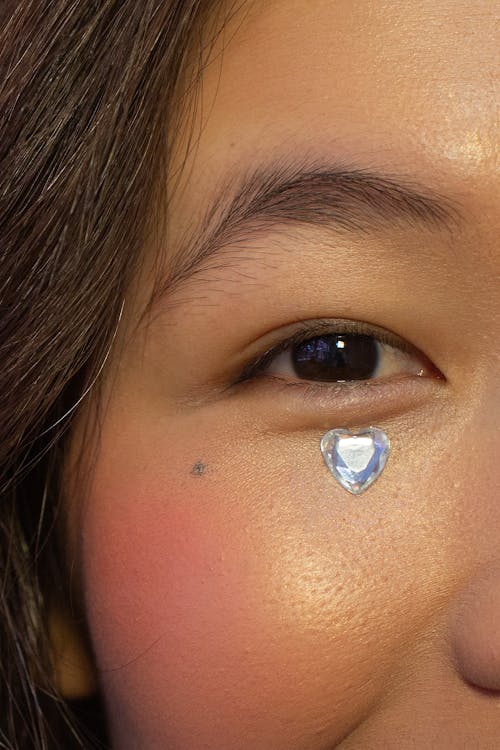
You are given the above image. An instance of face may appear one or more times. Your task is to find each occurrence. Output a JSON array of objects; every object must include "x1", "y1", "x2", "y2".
[{"x1": 65, "y1": 1, "x2": 500, "y2": 747}]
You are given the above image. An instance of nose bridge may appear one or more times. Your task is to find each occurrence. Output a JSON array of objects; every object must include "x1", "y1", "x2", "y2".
[
  {"x1": 466, "y1": 371, "x2": 500, "y2": 456},
  {"x1": 453, "y1": 294, "x2": 500, "y2": 462},
  {"x1": 469, "y1": 377, "x2": 500, "y2": 440},
  {"x1": 452, "y1": 379, "x2": 500, "y2": 526}
]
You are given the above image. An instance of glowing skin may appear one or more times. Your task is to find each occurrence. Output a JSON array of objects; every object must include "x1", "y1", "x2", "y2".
[{"x1": 65, "y1": 1, "x2": 500, "y2": 747}]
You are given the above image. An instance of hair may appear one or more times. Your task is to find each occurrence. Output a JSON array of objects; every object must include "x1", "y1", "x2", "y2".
[{"x1": 0, "y1": 1, "x2": 239, "y2": 746}]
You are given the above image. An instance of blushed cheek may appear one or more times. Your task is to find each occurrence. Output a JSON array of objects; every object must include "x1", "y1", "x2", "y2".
[
  {"x1": 81, "y1": 477, "x2": 304, "y2": 747},
  {"x1": 82, "y1": 479, "x2": 253, "y2": 675},
  {"x1": 80, "y1": 467, "x2": 384, "y2": 749}
]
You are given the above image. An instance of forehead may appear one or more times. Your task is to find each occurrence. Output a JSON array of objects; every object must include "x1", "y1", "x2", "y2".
[
  {"x1": 167, "y1": 0, "x2": 498, "y2": 255},
  {"x1": 196, "y1": 0, "x2": 497, "y2": 155}
]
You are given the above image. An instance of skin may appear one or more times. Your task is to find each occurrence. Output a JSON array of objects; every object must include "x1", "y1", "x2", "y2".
[{"x1": 62, "y1": 1, "x2": 500, "y2": 747}]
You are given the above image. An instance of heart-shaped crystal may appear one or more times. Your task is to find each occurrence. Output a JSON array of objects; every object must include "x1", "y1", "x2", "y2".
[{"x1": 320, "y1": 427, "x2": 390, "y2": 495}]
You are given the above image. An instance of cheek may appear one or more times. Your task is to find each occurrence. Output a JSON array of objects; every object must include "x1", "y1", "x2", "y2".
[
  {"x1": 78, "y1": 421, "x2": 455, "y2": 749},
  {"x1": 81, "y1": 474, "x2": 364, "y2": 747},
  {"x1": 84, "y1": 474, "x2": 351, "y2": 748}
]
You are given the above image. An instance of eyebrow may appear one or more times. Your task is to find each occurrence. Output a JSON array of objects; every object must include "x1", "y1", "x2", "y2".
[{"x1": 152, "y1": 159, "x2": 464, "y2": 303}]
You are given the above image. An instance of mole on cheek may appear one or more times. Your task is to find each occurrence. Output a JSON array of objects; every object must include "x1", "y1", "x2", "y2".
[{"x1": 191, "y1": 460, "x2": 207, "y2": 477}]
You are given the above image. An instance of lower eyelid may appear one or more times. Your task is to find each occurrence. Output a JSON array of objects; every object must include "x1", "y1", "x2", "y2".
[
  {"x1": 254, "y1": 370, "x2": 428, "y2": 394},
  {"x1": 226, "y1": 371, "x2": 446, "y2": 429}
]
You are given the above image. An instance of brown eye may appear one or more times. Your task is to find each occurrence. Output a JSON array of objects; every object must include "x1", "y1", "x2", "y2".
[
  {"x1": 292, "y1": 334, "x2": 378, "y2": 382},
  {"x1": 259, "y1": 327, "x2": 429, "y2": 384}
]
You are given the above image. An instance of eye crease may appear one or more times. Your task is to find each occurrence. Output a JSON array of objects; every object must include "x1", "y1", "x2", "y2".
[{"x1": 235, "y1": 320, "x2": 438, "y2": 387}]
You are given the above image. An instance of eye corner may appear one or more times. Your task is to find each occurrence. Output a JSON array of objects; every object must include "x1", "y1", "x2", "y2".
[{"x1": 417, "y1": 354, "x2": 447, "y2": 382}]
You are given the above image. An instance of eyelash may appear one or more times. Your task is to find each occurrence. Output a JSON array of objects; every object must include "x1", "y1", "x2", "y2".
[{"x1": 233, "y1": 319, "x2": 423, "y2": 387}]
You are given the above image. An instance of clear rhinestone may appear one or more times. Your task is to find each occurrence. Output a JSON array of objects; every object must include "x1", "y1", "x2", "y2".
[{"x1": 320, "y1": 427, "x2": 390, "y2": 495}]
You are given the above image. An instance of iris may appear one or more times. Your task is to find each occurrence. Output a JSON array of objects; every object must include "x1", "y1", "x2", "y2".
[{"x1": 292, "y1": 334, "x2": 379, "y2": 381}]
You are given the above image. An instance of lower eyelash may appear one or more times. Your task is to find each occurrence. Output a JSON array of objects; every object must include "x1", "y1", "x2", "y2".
[
  {"x1": 235, "y1": 370, "x2": 419, "y2": 398},
  {"x1": 276, "y1": 369, "x2": 414, "y2": 387}
]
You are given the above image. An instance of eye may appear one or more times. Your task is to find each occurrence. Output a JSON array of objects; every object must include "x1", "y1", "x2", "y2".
[
  {"x1": 235, "y1": 320, "x2": 438, "y2": 386},
  {"x1": 270, "y1": 332, "x2": 423, "y2": 382}
]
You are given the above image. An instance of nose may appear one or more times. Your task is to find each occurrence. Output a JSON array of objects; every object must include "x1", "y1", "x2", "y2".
[
  {"x1": 448, "y1": 561, "x2": 500, "y2": 691},
  {"x1": 445, "y1": 374, "x2": 500, "y2": 692}
]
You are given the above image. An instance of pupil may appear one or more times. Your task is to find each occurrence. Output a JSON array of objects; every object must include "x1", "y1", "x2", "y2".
[{"x1": 292, "y1": 334, "x2": 378, "y2": 381}]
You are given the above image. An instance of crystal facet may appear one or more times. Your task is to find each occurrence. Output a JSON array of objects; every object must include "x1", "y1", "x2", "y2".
[{"x1": 320, "y1": 427, "x2": 390, "y2": 495}]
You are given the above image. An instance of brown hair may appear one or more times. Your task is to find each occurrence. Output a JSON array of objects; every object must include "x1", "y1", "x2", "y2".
[{"x1": 0, "y1": 1, "x2": 235, "y2": 746}]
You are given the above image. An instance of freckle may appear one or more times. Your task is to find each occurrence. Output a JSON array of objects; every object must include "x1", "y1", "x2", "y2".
[{"x1": 191, "y1": 461, "x2": 206, "y2": 477}]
